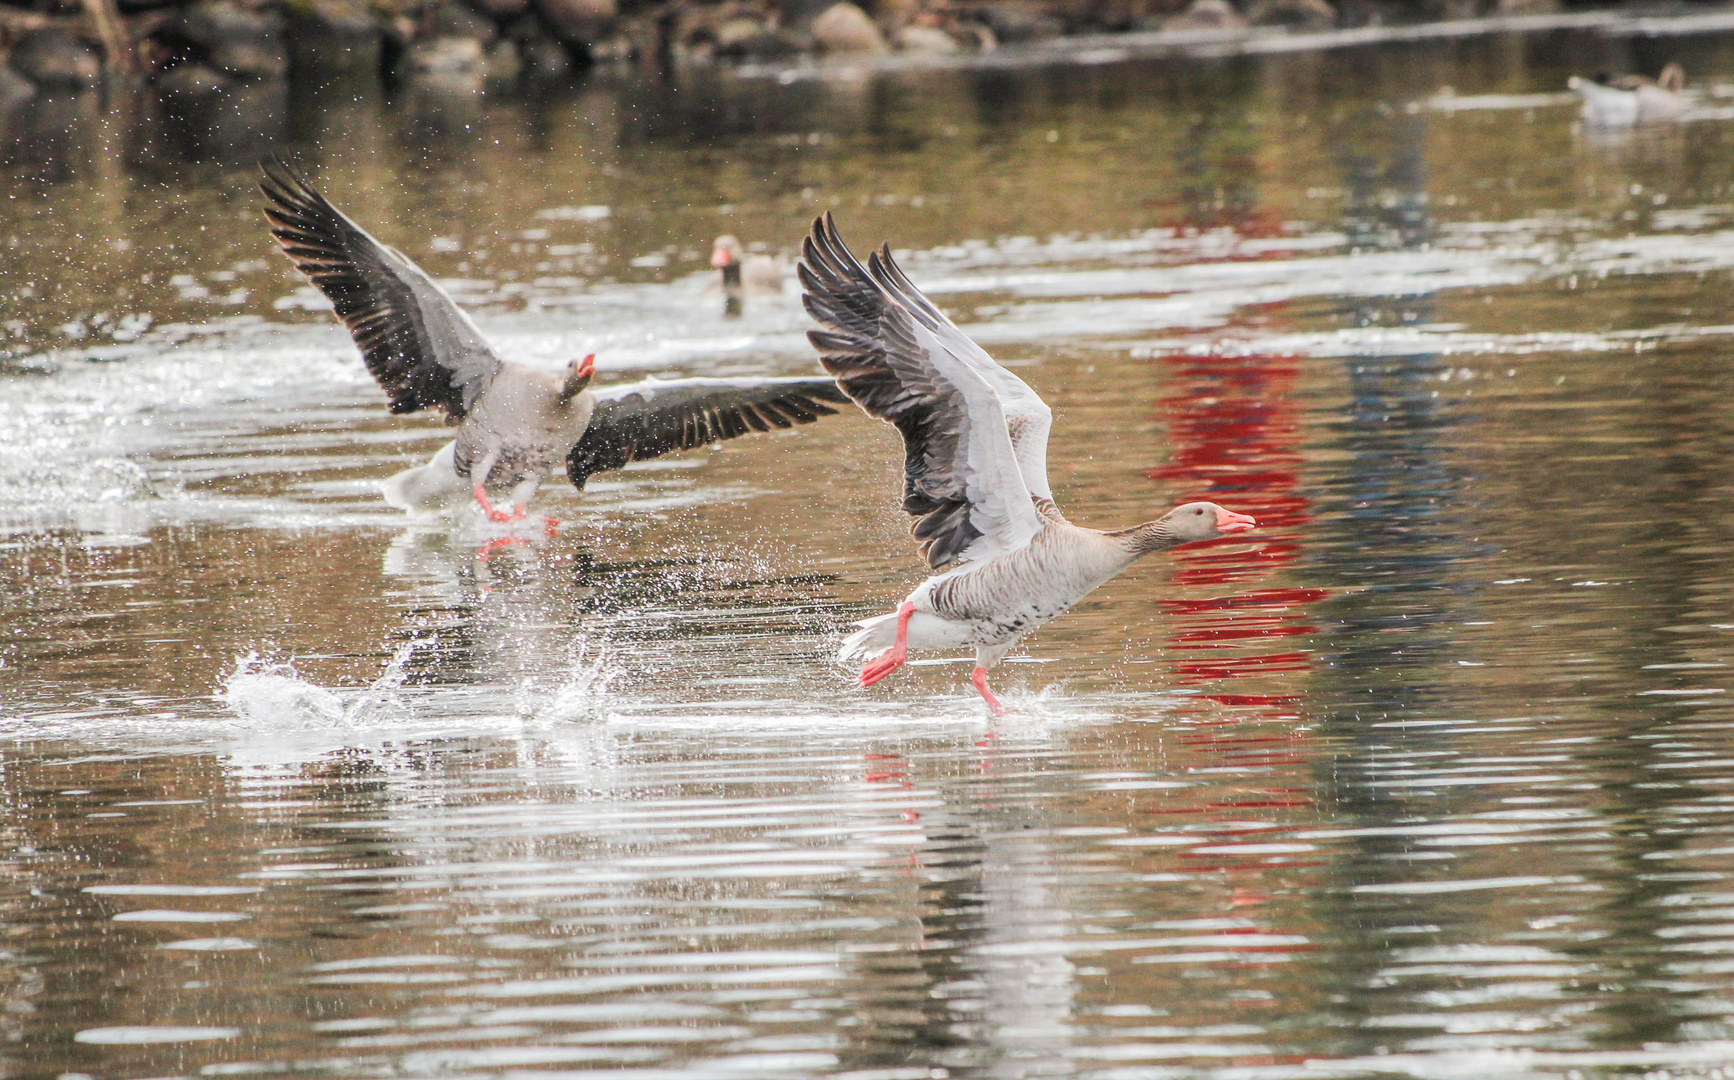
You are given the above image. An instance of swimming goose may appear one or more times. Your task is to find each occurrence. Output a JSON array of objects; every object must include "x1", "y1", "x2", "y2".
[
  {"x1": 799, "y1": 214, "x2": 1257, "y2": 712},
  {"x1": 712, "y1": 234, "x2": 785, "y2": 316},
  {"x1": 261, "y1": 158, "x2": 848, "y2": 521},
  {"x1": 1568, "y1": 63, "x2": 1685, "y2": 126}
]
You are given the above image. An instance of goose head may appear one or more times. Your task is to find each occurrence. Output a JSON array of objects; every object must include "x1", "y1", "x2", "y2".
[
  {"x1": 711, "y1": 235, "x2": 743, "y2": 270},
  {"x1": 1158, "y1": 501, "x2": 1257, "y2": 544},
  {"x1": 561, "y1": 353, "x2": 596, "y2": 401}
]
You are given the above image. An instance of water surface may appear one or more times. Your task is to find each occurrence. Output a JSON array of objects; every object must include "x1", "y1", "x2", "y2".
[{"x1": 5, "y1": 25, "x2": 1734, "y2": 1079}]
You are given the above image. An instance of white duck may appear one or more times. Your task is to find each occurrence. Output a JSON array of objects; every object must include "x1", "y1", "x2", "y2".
[
  {"x1": 262, "y1": 158, "x2": 848, "y2": 523},
  {"x1": 1568, "y1": 63, "x2": 1685, "y2": 127},
  {"x1": 799, "y1": 214, "x2": 1257, "y2": 713}
]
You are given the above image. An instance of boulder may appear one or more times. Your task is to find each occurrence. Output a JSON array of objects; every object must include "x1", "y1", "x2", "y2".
[
  {"x1": 158, "y1": 3, "x2": 289, "y2": 80},
  {"x1": 154, "y1": 60, "x2": 232, "y2": 95},
  {"x1": 1245, "y1": 0, "x2": 1335, "y2": 27},
  {"x1": 0, "y1": 64, "x2": 35, "y2": 108},
  {"x1": 894, "y1": 23, "x2": 958, "y2": 51},
  {"x1": 403, "y1": 35, "x2": 485, "y2": 77},
  {"x1": 1164, "y1": 0, "x2": 1247, "y2": 29},
  {"x1": 484, "y1": 37, "x2": 522, "y2": 83},
  {"x1": 285, "y1": 0, "x2": 382, "y2": 74},
  {"x1": 811, "y1": 2, "x2": 885, "y2": 51},
  {"x1": 8, "y1": 29, "x2": 102, "y2": 91},
  {"x1": 467, "y1": 0, "x2": 531, "y2": 20},
  {"x1": 968, "y1": 1, "x2": 1061, "y2": 42},
  {"x1": 423, "y1": 0, "x2": 498, "y2": 42},
  {"x1": 518, "y1": 34, "x2": 574, "y2": 79},
  {"x1": 535, "y1": 0, "x2": 617, "y2": 46}
]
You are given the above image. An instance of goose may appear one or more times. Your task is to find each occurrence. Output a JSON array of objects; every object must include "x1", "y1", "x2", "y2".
[
  {"x1": 1568, "y1": 63, "x2": 1685, "y2": 126},
  {"x1": 711, "y1": 234, "x2": 785, "y2": 316},
  {"x1": 799, "y1": 214, "x2": 1257, "y2": 713},
  {"x1": 261, "y1": 157, "x2": 849, "y2": 523}
]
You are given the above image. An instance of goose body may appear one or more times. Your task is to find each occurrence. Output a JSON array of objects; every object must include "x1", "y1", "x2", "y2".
[
  {"x1": 261, "y1": 158, "x2": 848, "y2": 522},
  {"x1": 1569, "y1": 64, "x2": 1685, "y2": 126},
  {"x1": 800, "y1": 214, "x2": 1256, "y2": 711}
]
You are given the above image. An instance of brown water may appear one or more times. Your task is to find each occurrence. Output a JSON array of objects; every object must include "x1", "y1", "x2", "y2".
[{"x1": 6, "y1": 24, "x2": 1734, "y2": 1079}]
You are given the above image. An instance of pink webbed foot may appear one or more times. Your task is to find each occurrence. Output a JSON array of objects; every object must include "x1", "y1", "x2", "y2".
[
  {"x1": 971, "y1": 666, "x2": 1006, "y2": 717},
  {"x1": 858, "y1": 601, "x2": 917, "y2": 688},
  {"x1": 473, "y1": 484, "x2": 518, "y2": 523}
]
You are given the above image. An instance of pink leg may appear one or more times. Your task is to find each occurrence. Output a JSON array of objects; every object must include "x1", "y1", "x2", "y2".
[
  {"x1": 473, "y1": 484, "x2": 518, "y2": 523},
  {"x1": 859, "y1": 602, "x2": 917, "y2": 687},
  {"x1": 971, "y1": 666, "x2": 1006, "y2": 716}
]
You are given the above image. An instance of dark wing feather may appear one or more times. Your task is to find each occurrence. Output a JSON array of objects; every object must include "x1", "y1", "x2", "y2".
[
  {"x1": 260, "y1": 155, "x2": 501, "y2": 419},
  {"x1": 565, "y1": 376, "x2": 849, "y2": 490},
  {"x1": 800, "y1": 212, "x2": 1042, "y2": 570}
]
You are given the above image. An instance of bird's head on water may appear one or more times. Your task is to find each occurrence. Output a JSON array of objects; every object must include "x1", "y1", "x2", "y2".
[
  {"x1": 561, "y1": 354, "x2": 596, "y2": 400},
  {"x1": 711, "y1": 235, "x2": 742, "y2": 269},
  {"x1": 1162, "y1": 501, "x2": 1258, "y2": 544}
]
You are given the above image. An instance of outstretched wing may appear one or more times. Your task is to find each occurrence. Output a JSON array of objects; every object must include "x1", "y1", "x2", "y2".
[
  {"x1": 260, "y1": 156, "x2": 501, "y2": 420},
  {"x1": 800, "y1": 212, "x2": 1045, "y2": 570},
  {"x1": 566, "y1": 376, "x2": 849, "y2": 489},
  {"x1": 867, "y1": 239, "x2": 1053, "y2": 501}
]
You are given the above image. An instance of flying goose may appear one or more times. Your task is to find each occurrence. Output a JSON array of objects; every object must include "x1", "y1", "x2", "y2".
[
  {"x1": 800, "y1": 214, "x2": 1256, "y2": 713},
  {"x1": 261, "y1": 158, "x2": 848, "y2": 522},
  {"x1": 1568, "y1": 63, "x2": 1686, "y2": 127}
]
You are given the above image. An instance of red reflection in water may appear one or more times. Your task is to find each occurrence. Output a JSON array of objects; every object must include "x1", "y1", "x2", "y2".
[{"x1": 1147, "y1": 352, "x2": 1319, "y2": 686}]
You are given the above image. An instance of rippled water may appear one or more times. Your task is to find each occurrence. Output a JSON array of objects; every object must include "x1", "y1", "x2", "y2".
[{"x1": 7, "y1": 22, "x2": 1734, "y2": 1079}]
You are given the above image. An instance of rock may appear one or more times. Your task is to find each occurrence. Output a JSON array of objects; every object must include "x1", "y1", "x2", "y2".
[
  {"x1": 285, "y1": 0, "x2": 382, "y2": 74},
  {"x1": 467, "y1": 0, "x2": 530, "y2": 20},
  {"x1": 811, "y1": 2, "x2": 885, "y2": 52},
  {"x1": 715, "y1": 25, "x2": 804, "y2": 59},
  {"x1": 894, "y1": 23, "x2": 958, "y2": 52},
  {"x1": 423, "y1": 0, "x2": 498, "y2": 43},
  {"x1": 8, "y1": 29, "x2": 102, "y2": 91},
  {"x1": 154, "y1": 60, "x2": 232, "y2": 95},
  {"x1": 1245, "y1": 0, "x2": 1335, "y2": 27},
  {"x1": 1496, "y1": 0, "x2": 1559, "y2": 13},
  {"x1": 483, "y1": 37, "x2": 522, "y2": 83},
  {"x1": 518, "y1": 34, "x2": 574, "y2": 79},
  {"x1": 1164, "y1": 0, "x2": 1247, "y2": 29},
  {"x1": 535, "y1": 0, "x2": 617, "y2": 46},
  {"x1": 0, "y1": 64, "x2": 34, "y2": 109},
  {"x1": 403, "y1": 35, "x2": 485, "y2": 77},
  {"x1": 157, "y1": 3, "x2": 289, "y2": 80},
  {"x1": 970, "y1": 1, "x2": 1061, "y2": 42}
]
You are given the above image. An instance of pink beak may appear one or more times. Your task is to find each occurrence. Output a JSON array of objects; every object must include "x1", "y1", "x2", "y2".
[
  {"x1": 576, "y1": 353, "x2": 595, "y2": 378},
  {"x1": 1216, "y1": 508, "x2": 1257, "y2": 533},
  {"x1": 711, "y1": 247, "x2": 735, "y2": 269}
]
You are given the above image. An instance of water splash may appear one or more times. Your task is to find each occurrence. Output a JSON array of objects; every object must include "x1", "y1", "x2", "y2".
[
  {"x1": 219, "y1": 642, "x2": 423, "y2": 729},
  {"x1": 517, "y1": 643, "x2": 620, "y2": 727}
]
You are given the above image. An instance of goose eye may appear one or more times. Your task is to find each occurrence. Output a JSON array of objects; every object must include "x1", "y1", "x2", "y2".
[{"x1": 1195, "y1": 508, "x2": 1203, "y2": 515}]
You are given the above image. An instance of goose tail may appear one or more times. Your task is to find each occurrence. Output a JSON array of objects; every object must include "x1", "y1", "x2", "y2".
[
  {"x1": 382, "y1": 441, "x2": 466, "y2": 510},
  {"x1": 838, "y1": 611, "x2": 901, "y2": 663}
]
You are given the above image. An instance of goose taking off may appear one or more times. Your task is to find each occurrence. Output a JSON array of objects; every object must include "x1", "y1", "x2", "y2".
[
  {"x1": 800, "y1": 214, "x2": 1256, "y2": 713},
  {"x1": 1568, "y1": 63, "x2": 1685, "y2": 126},
  {"x1": 261, "y1": 158, "x2": 848, "y2": 522}
]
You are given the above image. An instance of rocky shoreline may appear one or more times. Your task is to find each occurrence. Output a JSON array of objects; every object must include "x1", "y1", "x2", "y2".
[{"x1": 0, "y1": 0, "x2": 1706, "y2": 109}]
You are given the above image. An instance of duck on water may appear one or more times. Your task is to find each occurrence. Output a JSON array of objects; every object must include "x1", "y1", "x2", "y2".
[
  {"x1": 1568, "y1": 63, "x2": 1686, "y2": 126},
  {"x1": 800, "y1": 214, "x2": 1256, "y2": 714},
  {"x1": 260, "y1": 157, "x2": 849, "y2": 525}
]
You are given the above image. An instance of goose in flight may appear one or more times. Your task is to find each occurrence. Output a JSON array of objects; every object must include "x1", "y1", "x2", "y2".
[
  {"x1": 261, "y1": 157, "x2": 848, "y2": 522},
  {"x1": 800, "y1": 214, "x2": 1256, "y2": 713}
]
